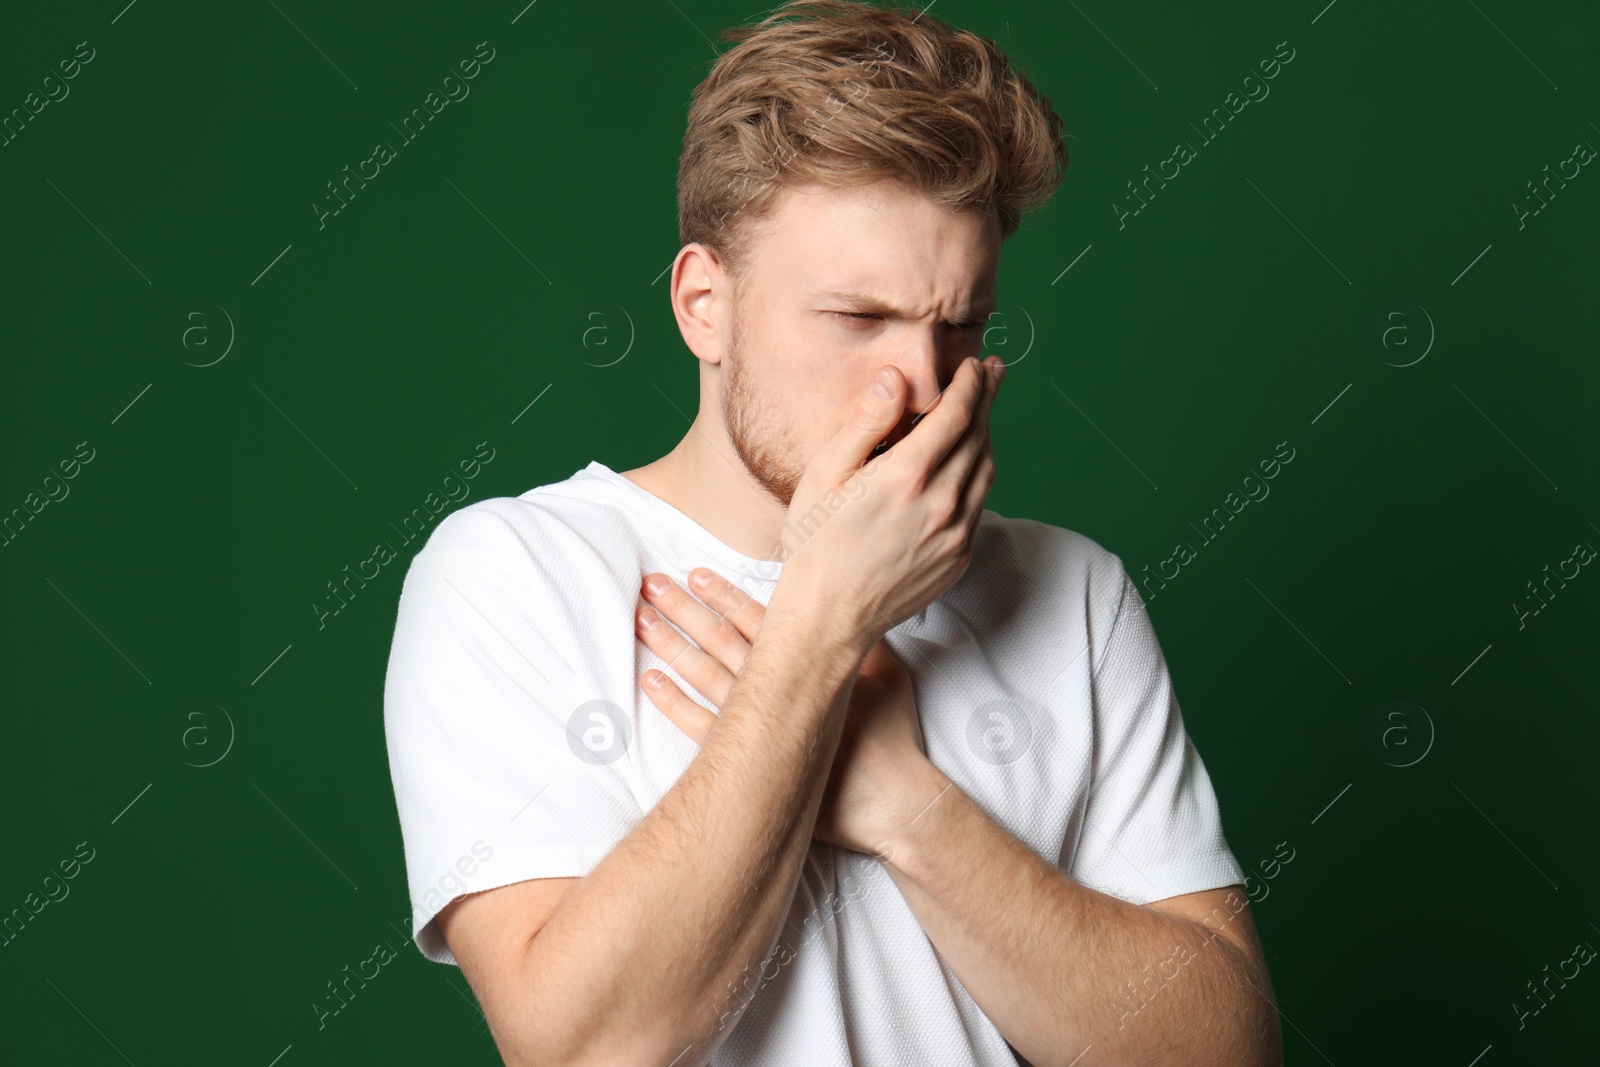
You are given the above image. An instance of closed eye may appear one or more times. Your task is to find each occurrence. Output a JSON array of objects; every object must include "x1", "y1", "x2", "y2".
[{"x1": 828, "y1": 311, "x2": 986, "y2": 329}]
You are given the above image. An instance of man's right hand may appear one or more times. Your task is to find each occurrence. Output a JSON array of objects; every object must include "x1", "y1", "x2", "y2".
[{"x1": 771, "y1": 353, "x2": 1006, "y2": 651}]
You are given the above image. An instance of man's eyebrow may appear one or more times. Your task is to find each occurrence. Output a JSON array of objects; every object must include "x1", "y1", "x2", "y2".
[{"x1": 808, "y1": 288, "x2": 996, "y2": 319}]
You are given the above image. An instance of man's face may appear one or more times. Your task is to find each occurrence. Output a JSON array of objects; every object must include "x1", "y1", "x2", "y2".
[{"x1": 719, "y1": 179, "x2": 1001, "y2": 508}]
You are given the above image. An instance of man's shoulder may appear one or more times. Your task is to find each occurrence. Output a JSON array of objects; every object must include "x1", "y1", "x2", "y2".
[
  {"x1": 952, "y1": 509, "x2": 1135, "y2": 673},
  {"x1": 403, "y1": 464, "x2": 640, "y2": 583},
  {"x1": 973, "y1": 508, "x2": 1128, "y2": 606}
]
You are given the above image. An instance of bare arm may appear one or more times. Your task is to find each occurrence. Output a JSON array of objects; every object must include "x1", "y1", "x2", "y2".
[
  {"x1": 506, "y1": 595, "x2": 870, "y2": 1066},
  {"x1": 878, "y1": 763, "x2": 1281, "y2": 1066}
]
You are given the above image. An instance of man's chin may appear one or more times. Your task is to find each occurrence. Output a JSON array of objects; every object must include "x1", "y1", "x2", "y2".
[{"x1": 742, "y1": 457, "x2": 800, "y2": 510}]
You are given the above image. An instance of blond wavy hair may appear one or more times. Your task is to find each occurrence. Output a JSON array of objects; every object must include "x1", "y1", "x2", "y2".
[{"x1": 677, "y1": 0, "x2": 1068, "y2": 278}]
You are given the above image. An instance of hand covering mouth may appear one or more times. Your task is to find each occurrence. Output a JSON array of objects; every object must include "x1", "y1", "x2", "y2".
[{"x1": 870, "y1": 407, "x2": 931, "y2": 457}]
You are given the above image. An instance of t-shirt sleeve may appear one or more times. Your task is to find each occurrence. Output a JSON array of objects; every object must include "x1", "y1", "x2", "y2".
[
  {"x1": 1066, "y1": 564, "x2": 1246, "y2": 905},
  {"x1": 382, "y1": 507, "x2": 644, "y2": 965}
]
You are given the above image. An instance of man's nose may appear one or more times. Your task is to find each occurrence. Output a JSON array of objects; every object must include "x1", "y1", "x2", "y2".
[{"x1": 890, "y1": 335, "x2": 956, "y2": 430}]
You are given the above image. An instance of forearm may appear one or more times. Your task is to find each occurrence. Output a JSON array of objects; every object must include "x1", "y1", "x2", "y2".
[
  {"x1": 880, "y1": 763, "x2": 1280, "y2": 1067},
  {"x1": 518, "y1": 601, "x2": 870, "y2": 1067}
]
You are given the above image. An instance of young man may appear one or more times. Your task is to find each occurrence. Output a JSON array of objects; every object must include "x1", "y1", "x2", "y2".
[{"x1": 383, "y1": 2, "x2": 1281, "y2": 1064}]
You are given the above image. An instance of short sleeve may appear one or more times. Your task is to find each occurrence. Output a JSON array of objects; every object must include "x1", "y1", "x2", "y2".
[
  {"x1": 382, "y1": 507, "x2": 644, "y2": 965},
  {"x1": 1067, "y1": 566, "x2": 1246, "y2": 905}
]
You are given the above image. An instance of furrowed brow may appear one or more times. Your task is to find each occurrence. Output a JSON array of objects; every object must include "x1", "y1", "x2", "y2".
[{"x1": 809, "y1": 288, "x2": 995, "y2": 319}]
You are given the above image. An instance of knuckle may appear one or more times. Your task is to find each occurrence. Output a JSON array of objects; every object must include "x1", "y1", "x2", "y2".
[
  {"x1": 694, "y1": 660, "x2": 722, "y2": 691},
  {"x1": 946, "y1": 405, "x2": 973, "y2": 438},
  {"x1": 928, "y1": 487, "x2": 960, "y2": 524},
  {"x1": 708, "y1": 617, "x2": 740, "y2": 647},
  {"x1": 853, "y1": 398, "x2": 888, "y2": 431},
  {"x1": 727, "y1": 600, "x2": 761, "y2": 631},
  {"x1": 660, "y1": 633, "x2": 688, "y2": 660}
]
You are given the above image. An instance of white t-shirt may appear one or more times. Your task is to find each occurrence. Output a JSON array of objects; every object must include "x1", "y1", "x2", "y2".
[{"x1": 383, "y1": 460, "x2": 1245, "y2": 1066}]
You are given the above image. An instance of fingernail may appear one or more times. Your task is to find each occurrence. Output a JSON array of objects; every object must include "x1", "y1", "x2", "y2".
[
  {"x1": 644, "y1": 574, "x2": 669, "y2": 596},
  {"x1": 690, "y1": 569, "x2": 711, "y2": 588},
  {"x1": 637, "y1": 606, "x2": 660, "y2": 630},
  {"x1": 872, "y1": 369, "x2": 894, "y2": 400},
  {"x1": 644, "y1": 670, "x2": 664, "y2": 688}
]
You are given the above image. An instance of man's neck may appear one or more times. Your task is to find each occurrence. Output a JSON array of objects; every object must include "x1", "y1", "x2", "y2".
[{"x1": 620, "y1": 417, "x2": 790, "y2": 562}]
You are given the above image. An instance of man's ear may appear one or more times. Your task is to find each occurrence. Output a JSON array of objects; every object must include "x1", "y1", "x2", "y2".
[{"x1": 670, "y1": 243, "x2": 730, "y2": 366}]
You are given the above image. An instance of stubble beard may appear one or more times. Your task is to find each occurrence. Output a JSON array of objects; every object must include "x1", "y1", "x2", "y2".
[{"x1": 722, "y1": 305, "x2": 805, "y2": 509}]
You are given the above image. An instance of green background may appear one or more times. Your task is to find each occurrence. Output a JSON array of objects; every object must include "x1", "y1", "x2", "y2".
[{"x1": 3, "y1": 0, "x2": 1596, "y2": 1063}]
